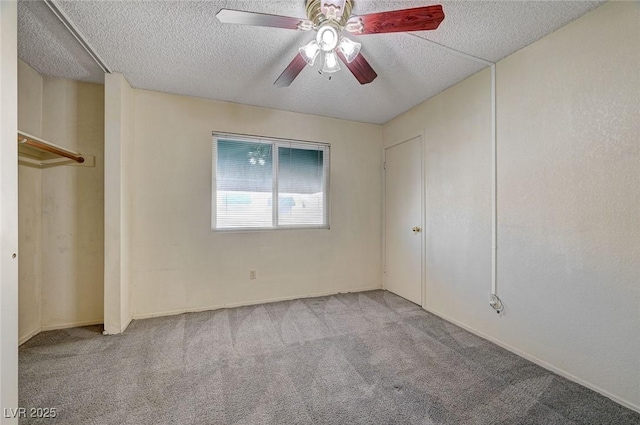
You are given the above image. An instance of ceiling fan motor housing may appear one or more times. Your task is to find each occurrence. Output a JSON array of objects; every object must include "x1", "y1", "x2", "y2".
[{"x1": 306, "y1": 0, "x2": 353, "y2": 28}]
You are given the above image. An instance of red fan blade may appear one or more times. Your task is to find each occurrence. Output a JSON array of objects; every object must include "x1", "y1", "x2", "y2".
[
  {"x1": 216, "y1": 9, "x2": 312, "y2": 31},
  {"x1": 337, "y1": 52, "x2": 377, "y2": 85},
  {"x1": 346, "y1": 5, "x2": 444, "y2": 35},
  {"x1": 274, "y1": 54, "x2": 308, "y2": 87},
  {"x1": 321, "y1": 0, "x2": 346, "y2": 19}
]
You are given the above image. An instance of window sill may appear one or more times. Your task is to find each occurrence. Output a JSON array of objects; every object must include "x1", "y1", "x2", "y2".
[{"x1": 211, "y1": 225, "x2": 330, "y2": 233}]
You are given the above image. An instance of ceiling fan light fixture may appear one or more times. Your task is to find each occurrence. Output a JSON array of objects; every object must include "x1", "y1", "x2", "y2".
[
  {"x1": 322, "y1": 51, "x2": 341, "y2": 73},
  {"x1": 338, "y1": 36, "x2": 361, "y2": 63},
  {"x1": 299, "y1": 40, "x2": 320, "y2": 65},
  {"x1": 316, "y1": 24, "x2": 339, "y2": 52}
]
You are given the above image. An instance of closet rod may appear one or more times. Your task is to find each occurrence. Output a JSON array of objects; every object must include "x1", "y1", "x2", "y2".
[{"x1": 17, "y1": 131, "x2": 84, "y2": 164}]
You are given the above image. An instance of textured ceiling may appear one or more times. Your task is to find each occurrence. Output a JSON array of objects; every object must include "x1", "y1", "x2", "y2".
[
  {"x1": 18, "y1": 0, "x2": 104, "y2": 84},
  {"x1": 18, "y1": 1, "x2": 603, "y2": 124}
]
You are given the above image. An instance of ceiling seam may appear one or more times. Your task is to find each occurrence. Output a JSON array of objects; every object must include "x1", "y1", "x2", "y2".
[
  {"x1": 407, "y1": 33, "x2": 494, "y2": 67},
  {"x1": 43, "y1": 0, "x2": 112, "y2": 74}
]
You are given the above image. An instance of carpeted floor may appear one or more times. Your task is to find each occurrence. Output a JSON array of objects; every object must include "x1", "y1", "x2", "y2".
[{"x1": 19, "y1": 290, "x2": 639, "y2": 425}]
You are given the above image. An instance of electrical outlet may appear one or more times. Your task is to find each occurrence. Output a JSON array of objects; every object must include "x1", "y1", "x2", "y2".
[{"x1": 249, "y1": 270, "x2": 257, "y2": 280}]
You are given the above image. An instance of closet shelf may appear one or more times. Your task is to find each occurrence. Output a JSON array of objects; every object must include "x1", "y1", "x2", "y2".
[{"x1": 17, "y1": 130, "x2": 94, "y2": 168}]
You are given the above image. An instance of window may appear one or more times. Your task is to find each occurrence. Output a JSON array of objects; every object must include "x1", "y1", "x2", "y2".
[{"x1": 212, "y1": 133, "x2": 330, "y2": 230}]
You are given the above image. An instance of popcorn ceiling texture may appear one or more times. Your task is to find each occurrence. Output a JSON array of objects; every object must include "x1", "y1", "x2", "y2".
[
  {"x1": 17, "y1": 0, "x2": 104, "y2": 84},
  {"x1": 18, "y1": 0, "x2": 603, "y2": 124}
]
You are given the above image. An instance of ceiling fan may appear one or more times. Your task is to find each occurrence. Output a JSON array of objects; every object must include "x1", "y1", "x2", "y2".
[{"x1": 216, "y1": 0, "x2": 445, "y2": 87}]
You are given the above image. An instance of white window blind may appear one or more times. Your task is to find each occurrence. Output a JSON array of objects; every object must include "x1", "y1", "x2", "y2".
[{"x1": 212, "y1": 133, "x2": 330, "y2": 230}]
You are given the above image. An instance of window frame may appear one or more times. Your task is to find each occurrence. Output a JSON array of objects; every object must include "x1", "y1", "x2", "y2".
[{"x1": 212, "y1": 132, "x2": 330, "y2": 232}]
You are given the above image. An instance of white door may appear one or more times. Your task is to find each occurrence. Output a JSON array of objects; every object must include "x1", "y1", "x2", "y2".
[{"x1": 385, "y1": 136, "x2": 423, "y2": 305}]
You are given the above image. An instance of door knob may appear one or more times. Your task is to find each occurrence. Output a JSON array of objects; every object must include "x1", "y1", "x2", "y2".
[{"x1": 412, "y1": 227, "x2": 422, "y2": 233}]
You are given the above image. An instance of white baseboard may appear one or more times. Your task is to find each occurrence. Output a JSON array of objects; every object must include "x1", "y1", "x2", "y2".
[
  {"x1": 40, "y1": 319, "x2": 103, "y2": 332},
  {"x1": 422, "y1": 306, "x2": 640, "y2": 414},
  {"x1": 19, "y1": 319, "x2": 104, "y2": 345},
  {"x1": 18, "y1": 326, "x2": 42, "y2": 346},
  {"x1": 132, "y1": 285, "x2": 382, "y2": 320},
  {"x1": 120, "y1": 316, "x2": 132, "y2": 333}
]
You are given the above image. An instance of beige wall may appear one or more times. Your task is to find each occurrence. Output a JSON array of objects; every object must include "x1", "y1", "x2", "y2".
[
  {"x1": 104, "y1": 73, "x2": 133, "y2": 334},
  {"x1": 120, "y1": 76, "x2": 133, "y2": 330},
  {"x1": 40, "y1": 76, "x2": 105, "y2": 329},
  {"x1": 17, "y1": 60, "x2": 104, "y2": 341},
  {"x1": 17, "y1": 60, "x2": 42, "y2": 343},
  {"x1": 129, "y1": 90, "x2": 382, "y2": 318},
  {"x1": 18, "y1": 166, "x2": 41, "y2": 343},
  {"x1": 383, "y1": 1, "x2": 639, "y2": 410}
]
